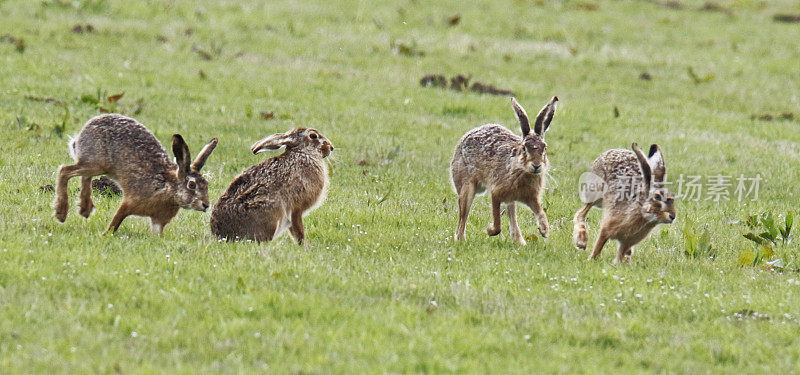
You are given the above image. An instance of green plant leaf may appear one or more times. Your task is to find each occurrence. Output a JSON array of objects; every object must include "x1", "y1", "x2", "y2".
[
  {"x1": 743, "y1": 232, "x2": 767, "y2": 245},
  {"x1": 760, "y1": 244, "x2": 775, "y2": 261},
  {"x1": 738, "y1": 249, "x2": 755, "y2": 267},
  {"x1": 780, "y1": 212, "x2": 793, "y2": 242},
  {"x1": 758, "y1": 231, "x2": 776, "y2": 244},
  {"x1": 761, "y1": 212, "x2": 779, "y2": 241},
  {"x1": 81, "y1": 94, "x2": 99, "y2": 105}
]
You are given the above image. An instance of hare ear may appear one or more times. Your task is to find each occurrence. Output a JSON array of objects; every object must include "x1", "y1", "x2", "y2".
[
  {"x1": 632, "y1": 143, "x2": 652, "y2": 193},
  {"x1": 172, "y1": 134, "x2": 191, "y2": 177},
  {"x1": 533, "y1": 96, "x2": 558, "y2": 136},
  {"x1": 251, "y1": 133, "x2": 292, "y2": 154},
  {"x1": 647, "y1": 144, "x2": 665, "y2": 185},
  {"x1": 511, "y1": 97, "x2": 531, "y2": 136},
  {"x1": 191, "y1": 138, "x2": 218, "y2": 171}
]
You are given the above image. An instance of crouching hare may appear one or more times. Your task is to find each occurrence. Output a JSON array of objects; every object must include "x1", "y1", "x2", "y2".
[
  {"x1": 210, "y1": 128, "x2": 333, "y2": 245},
  {"x1": 53, "y1": 114, "x2": 218, "y2": 235},
  {"x1": 450, "y1": 96, "x2": 558, "y2": 245},
  {"x1": 573, "y1": 143, "x2": 676, "y2": 263}
]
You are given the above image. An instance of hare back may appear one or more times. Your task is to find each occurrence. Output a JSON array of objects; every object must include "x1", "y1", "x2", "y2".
[
  {"x1": 593, "y1": 149, "x2": 643, "y2": 184},
  {"x1": 214, "y1": 152, "x2": 328, "y2": 220},
  {"x1": 452, "y1": 124, "x2": 521, "y2": 178},
  {"x1": 593, "y1": 149, "x2": 648, "y2": 210},
  {"x1": 71, "y1": 114, "x2": 173, "y2": 174}
]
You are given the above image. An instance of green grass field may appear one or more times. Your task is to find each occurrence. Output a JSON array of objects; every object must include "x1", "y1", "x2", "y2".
[{"x1": 2, "y1": 0, "x2": 800, "y2": 372}]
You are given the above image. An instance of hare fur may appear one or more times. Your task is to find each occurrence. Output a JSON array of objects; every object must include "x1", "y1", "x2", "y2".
[
  {"x1": 53, "y1": 114, "x2": 218, "y2": 235},
  {"x1": 450, "y1": 96, "x2": 558, "y2": 245},
  {"x1": 573, "y1": 143, "x2": 676, "y2": 263},
  {"x1": 210, "y1": 127, "x2": 333, "y2": 245}
]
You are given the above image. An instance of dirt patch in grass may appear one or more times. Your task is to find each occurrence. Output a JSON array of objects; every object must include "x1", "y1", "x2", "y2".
[
  {"x1": 444, "y1": 14, "x2": 461, "y2": 26},
  {"x1": 698, "y1": 1, "x2": 733, "y2": 16},
  {"x1": 773, "y1": 14, "x2": 800, "y2": 23},
  {"x1": 420, "y1": 74, "x2": 447, "y2": 88},
  {"x1": 751, "y1": 112, "x2": 795, "y2": 122},
  {"x1": 92, "y1": 176, "x2": 121, "y2": 197},
  {"x1": 420, "y1": 74, "x2": 515, "y2": 96},
  {"x1": 1, "y1": 34, "x2": 25, "y2": 52},
  {"x1": 657, "y1": 1, "x2": 684, "y2": 9},
  {"x1": 71, "y1": 24, "x2": 95, "y2": 33}
]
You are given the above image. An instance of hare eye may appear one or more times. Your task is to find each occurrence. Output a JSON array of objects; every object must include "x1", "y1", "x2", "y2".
[
  {"x1": 187, "y1": 180, "x2": 197, "y2": 190},
  {"x1": 654, "y1": 193, "x2": 663, "y2": 201},
  {"x1": 309, "y1": 133, "x2": 318, "y2": 140}
]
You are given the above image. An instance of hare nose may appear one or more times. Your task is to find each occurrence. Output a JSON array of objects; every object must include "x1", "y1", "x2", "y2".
[
  {"x1": 202, "y1": 203, "x2": 209, "y2": 211},
  {"x1": 532, "y1": 165, "x2": 541, "y2": 174},
  {"x1": 668, "y1": 214, "x2": 676, "y2": 222}
]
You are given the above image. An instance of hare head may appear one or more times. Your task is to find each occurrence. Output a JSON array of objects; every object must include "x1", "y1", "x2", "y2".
[
  {"x1": 632, "y1": 143, "x2": 675, "y2": 224},
  {"x1": 512, "y1": 96, "x2": 558, "y2": 174},
  {"x1": 251, "y1": 128, "x2": 334, "y2": 158},
  {"x1": 173, "y1": 134, "x2": 218, "y2": 212}
]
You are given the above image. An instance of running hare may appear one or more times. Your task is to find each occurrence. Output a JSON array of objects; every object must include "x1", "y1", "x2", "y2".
[
  {"x1": 573, "y1": 143, "x2": 675, "y2": 263},
  {"x1": 53, "y1": 114, "x2": 218, "y2": 235},
  {"x1": 450, "y1": 96, "x2": 558, "y2": 245},
  {"x1": 210, "y1": 128, "x2": 333, "y2": 245}
]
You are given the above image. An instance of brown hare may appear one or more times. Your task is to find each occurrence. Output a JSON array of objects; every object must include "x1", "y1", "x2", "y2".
[
  {"x1": 53, "y1": 114, "x2": 218, "y2": 235},
  {"x1": 573, "y1": 143, "x2": 676, "y2": 263},
  {"x1": 450, "y1": 96, "x2": 558, "y2": 245},
  {"x1": 210, "y1": 128, "x2": 333, "y2": 245}
]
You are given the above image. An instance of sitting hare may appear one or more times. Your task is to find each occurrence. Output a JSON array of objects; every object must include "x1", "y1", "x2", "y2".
[
  {"x1": 573, "y1": 143, "x2": 676, "y2": 263},
  {"x1": 210, "y1": 128, "x2": 333, "y2": 245},
  {"x1": 450, "y1": 96, "x2": 558, "y2": 245},
  {"x1": 53, "y1": 114, "x2": 218, "y2": 235}
]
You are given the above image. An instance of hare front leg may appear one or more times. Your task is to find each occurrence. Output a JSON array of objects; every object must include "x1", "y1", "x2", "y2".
[
  {"x1": 78, "y1": 176, "x2": 95, "y2": 218},
  {"x1": 573, "y1": 202, "x2": 594, "y2": 249},
  {"x1": 151, "y1": 219, "x2": 165, "y2": 236},
  {"x1": 507, "y1": 202, "x2": 526, "y2": 245},
  {"x1": 289, "y1": 211, "x2": 307, "y2": 248},
  {"x1": 455, "y1": 183, "x2": 476, "y2": 241},
  {"x1": 589, "y1": 227, "x2": 610, "y2": 260},
  {"x1": 150, "y1": 215, "x2": 174, "y2": 236},
  {"x1": 486, "y1": 194, "x2": 502, "y2": 236},
  {"x1": 527, "y1": 197, "x2": 549, "y2": 238},
  {"x1": 104, "y1": 201, "x2": 131, "y2": 235},
  {"x1": 614, "y1": 244, "x2": 634, "y2": 264}
]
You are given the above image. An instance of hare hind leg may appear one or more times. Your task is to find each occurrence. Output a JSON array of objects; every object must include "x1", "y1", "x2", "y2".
[
  {"x1": 78, "y1": 176, "x2": 96, "y2": 218},
  {"x1": 54, "y1": 163, "x2": 99, "y2": 222},
  {"x1": 455, "y1": 182, "x2": 477, "y2": 241},
  {"x1": 572, "y1": 202, "x2": 595, "y2": 249}
]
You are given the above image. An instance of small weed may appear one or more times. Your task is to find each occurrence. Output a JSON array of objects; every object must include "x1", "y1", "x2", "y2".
[
  {"x1": 682, "y1": 219, "x2": 715, "y2": 259},
  {"x1": 390, "y1": 38, "x2": 425, "y2": 57},
  {"x1": 739, "y1": 211, "x2": 794, "y2": 269},
  {"x1": 742, "y1": 212, "x2": 792, "y2": 246}
]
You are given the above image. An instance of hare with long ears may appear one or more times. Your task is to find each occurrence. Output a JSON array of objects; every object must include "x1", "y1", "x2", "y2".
[
  {"x1": 573, "y1": 143, "x2": 676, "y2": 263},
  {"x1": 450, "y1": 96, "x2": 558, "y2": 245},
  {"x1": 53, "y1": 114, "x2": 218, "y2": 235},
  {"x1": 210, "y1": 127, "x2": 333, "y2": 245}
]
